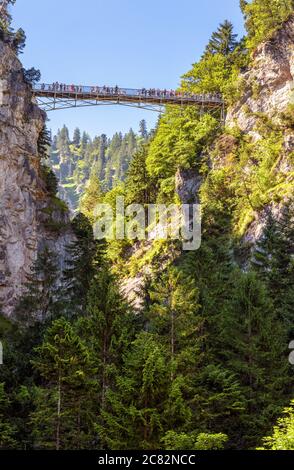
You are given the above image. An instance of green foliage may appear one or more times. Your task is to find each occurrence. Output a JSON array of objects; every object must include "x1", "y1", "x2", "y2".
[
  {"x1": 31, "y1": 318, "x2": 97, "y2": 449},
  {"x1": 146, "y1": 109, "x2": 219, "y2": 200},
  {"x1": 99, "y1": 268, "x2": 239, "y2": 449},
  {"x1": 214, "y1": 270, "x2": 291, "y2": 447},
  {"x1": 0, "y1": 0, "x2": 16, "y2": 32},
  {"x1": 41, "y1": 165, "x2": 58, "y2": 196},
  {"x1": 139, "y1": 119, "x2": 148, "y2": 139},
  {"x1": 0, "y1": 383, "x2": 16, "y2": 449},
  {"x1": 99, "y1": 332, "x2": 168, "y2": 449},
  {"x1": 72, "y1": 127, "x2": 81, "y2": 146},
  {"x1": 198, "y1": 128, "x2": 291, "y2": 237},
  {"x1": 12, "y1": 27, "x2": 26, "y2": 53},
  {"x1": 125, "y1": 143, "x2": 158, "y2": 205},
  {"x1": 38, "y1": 125, "x2": 51, "y2": 160},
  {"x1": 204, "y1": 20, "x2": 239, "y2": 56},
  {"x1": 2, "y1": 1, "x2": 294, "y2": 452},
  {"x1": 62, "y1": 213, "x2": 97, "y2": 317},
  {"x1": 181, "y1": 19, "x2": 248, "y2": 102},
  {"x1": 281, "y1": 103, "x2": 294, "y2": 128},
  {"x1": 15, "y1": 246, "x2": 61, "y2": 324},
  {"x1": 79, "y1": 174, "x2": 103, "y2": 222},
  {"x1": 0, "y1": 2, "x2": 28, "y2": 55},
  {"x1": 259, "y1": 401, "x2": 294, "y2": 450},
  {"x1": 50, "y1": 125, "x2": 140, "y2": 211},
  {"x1": 23, "y1": 67, "x2": 41, "y2": 85},
  {"x1": 182, "y1": 53, "x2": 234, "y2": 96},
  {"x1": 161, "y1": 431, "x2": 228, "y2": 450},
  {"x1": 241, "y1": 0, "x2": 293, "y2": 51},
  {"x1": 252, "y1": 202, "x2": 294, "y2": 335}
]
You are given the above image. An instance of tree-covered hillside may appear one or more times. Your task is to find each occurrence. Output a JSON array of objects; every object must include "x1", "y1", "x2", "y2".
[{"x1": 49, "y1": 121, "x2": 149, "y2": 211}]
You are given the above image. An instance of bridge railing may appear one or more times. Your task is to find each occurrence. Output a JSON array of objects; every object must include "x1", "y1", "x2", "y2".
[{"x1": 33, "y1": 83, "x2": 224, "y2": 104}]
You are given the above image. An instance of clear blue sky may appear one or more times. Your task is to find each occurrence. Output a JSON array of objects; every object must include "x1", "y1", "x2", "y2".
[{"x1": 12, "y1": 0, "x2": 245, "y2": 139}]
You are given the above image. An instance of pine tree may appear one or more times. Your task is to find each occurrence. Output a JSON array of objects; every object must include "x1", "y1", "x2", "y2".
[
  {"x1": 99, "y1": 133, "x2": 108, "y2": 178},
  {"x1": 63, "y1": 213, "x2": 97, "y2": 318},
  {"x1": 79, "y1": 174, "x2": 103, "y2": 222},
  {"x1": 23, "y1": 67, "x2": 41, "y2": 85},
  {"x1": 0, "y1": 383, "x2": 16, "y2": 449},
  {"x1": 41, "y1": 164, "x2": 59, "y2": 196},
  {"x1": 12, "y1": 27, "x2": 26, "y2": 54},
  {"x1": 139, "y1": 119, "x2": 148, "y2": 139},
  {"x1": 31, "y1": 318, "x2": 97, "y2": 450},
  {"x1": 15, "y1": 246, "x2": 61, "y2": 324},
  {"x1": 216, "y1": 270, "x2": 291, "y2": 447},
  {"x1": 81, "y1": 268, "x2": 136, "y2": 404},
  {"x1": 38, "y1": 125, "x2": 51, "y2": 160},
  {"x1": 81, "y1": 131, "x2": 91, "y2": 150},
  {"x1": 252, "y1": 203, "x2": 294, "y2": 335},
  {"x1": 204, "y1": 20, "x2": 238, "y2": 57},
  {"x1": 99, "y1": 332, "x2": 168, "y2": 449},
  {"x1": 125, "y1": 143, "x2": 157, "y2": 206},
  {"x1": 147, "y1": 270, "x2": 203, "y2": 434},
  {"x1": 72, "y1": 128, "x2": 81, "y2": 147},
  {"x1": 99, "y1": 268, "x2": 224, "y2": 449}
]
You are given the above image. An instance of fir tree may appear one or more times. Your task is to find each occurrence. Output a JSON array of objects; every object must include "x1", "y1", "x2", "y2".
[
  {"x1": 63, "y1": 214, "x2": 97, "y2": 317},
  {"x1": 139, "y1": 119, "x2": 148, "y2": 139},
  {"x1": 125, "y1": 143, "x2": 157, "y2": 206},
  {"x1": 0, "y1": 383, "x2": 16, "y2": 449},
  {"x1": 31, "y1": 318, "x2": 97, "y2": 449},
  {"x1": 79, "y1": 174, "x2": 103, "y2": 222},
  {"x1": 78, "y1": 266, "x2": 137, "y2": 410},
  {"x1": 15, "y1": 247, "x2": 61, "y2": 324},
  {"x1": 23, "y1": 67, "x2": 41, "y2": 85},
  {"x1": 99, "y1": 332, "x2": 168, "y2": 449},
  {"x1": 216, "y1": 270, "x2": 291, "y2": 447},
  {"x1": 204, "y1": 20, "x2": 238, "y2": 57},
  {"x1": 252, "y1": 203, "x2": 294, "y2": 335},
  {"x1": 38, "y1": 125, "x2": 51, "y2": 160},
  {"x1": 12, "y1": 27, "x2": 26, "y2": 53},
  {"x1": 72, "y1": 127, "x2": 81, "y2": 147},
  {"x1": 81, "y1": 131, "x2": 91, "y2": 150}
]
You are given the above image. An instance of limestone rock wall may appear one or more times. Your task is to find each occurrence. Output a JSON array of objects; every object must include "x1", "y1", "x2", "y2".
[
  {"x1": 0, "y1": 40, "x2": 74, "y2": 318},
  {"x1": 227, "y1": 14, "x2": 294, "y2": 136}
]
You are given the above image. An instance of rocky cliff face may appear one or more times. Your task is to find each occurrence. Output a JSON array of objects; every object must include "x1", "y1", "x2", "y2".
[
  {"x1": 227, "y1": 14, "x2": 294, "y2": 136},
  {"x1": 226, "y1": 14, "x2": 294, "y2": 246},
  {"x1": 0, "y1": 40, "x2": 74, "y2": 318}
]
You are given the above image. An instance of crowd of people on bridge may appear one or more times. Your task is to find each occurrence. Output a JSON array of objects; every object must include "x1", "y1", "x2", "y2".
[
  {"x1": 42, "y1": 83, "x2": 84, "y2": 93},
  {"x1": 138, "y1": 88, "x2": 221, "y2": 101},
  {"x1": 40, "y1": 83, "x2": 222, "y2": 102}
]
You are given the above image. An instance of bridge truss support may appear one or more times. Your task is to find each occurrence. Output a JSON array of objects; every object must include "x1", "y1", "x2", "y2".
[
  {"x1": 35, "y1": 96, "x2": 167, "y2": 114},
  {"x1": 35, "y1": 96, "x2": 226, "y2": 126}
]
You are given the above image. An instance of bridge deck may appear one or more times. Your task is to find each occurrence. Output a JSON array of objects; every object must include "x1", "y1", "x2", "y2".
[{"x1": 33, "y1": 84, "x2": 224, "y2": 111}]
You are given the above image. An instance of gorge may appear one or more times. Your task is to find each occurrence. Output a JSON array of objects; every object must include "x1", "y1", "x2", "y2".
[{"x1": 0, "y1": 0, "x2": 293, "y2": 452}]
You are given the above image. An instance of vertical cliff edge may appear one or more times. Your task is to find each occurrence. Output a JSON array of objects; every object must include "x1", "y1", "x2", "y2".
[{"x1": 0, "y1": 40, "x2": 74, "y2": 318}]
